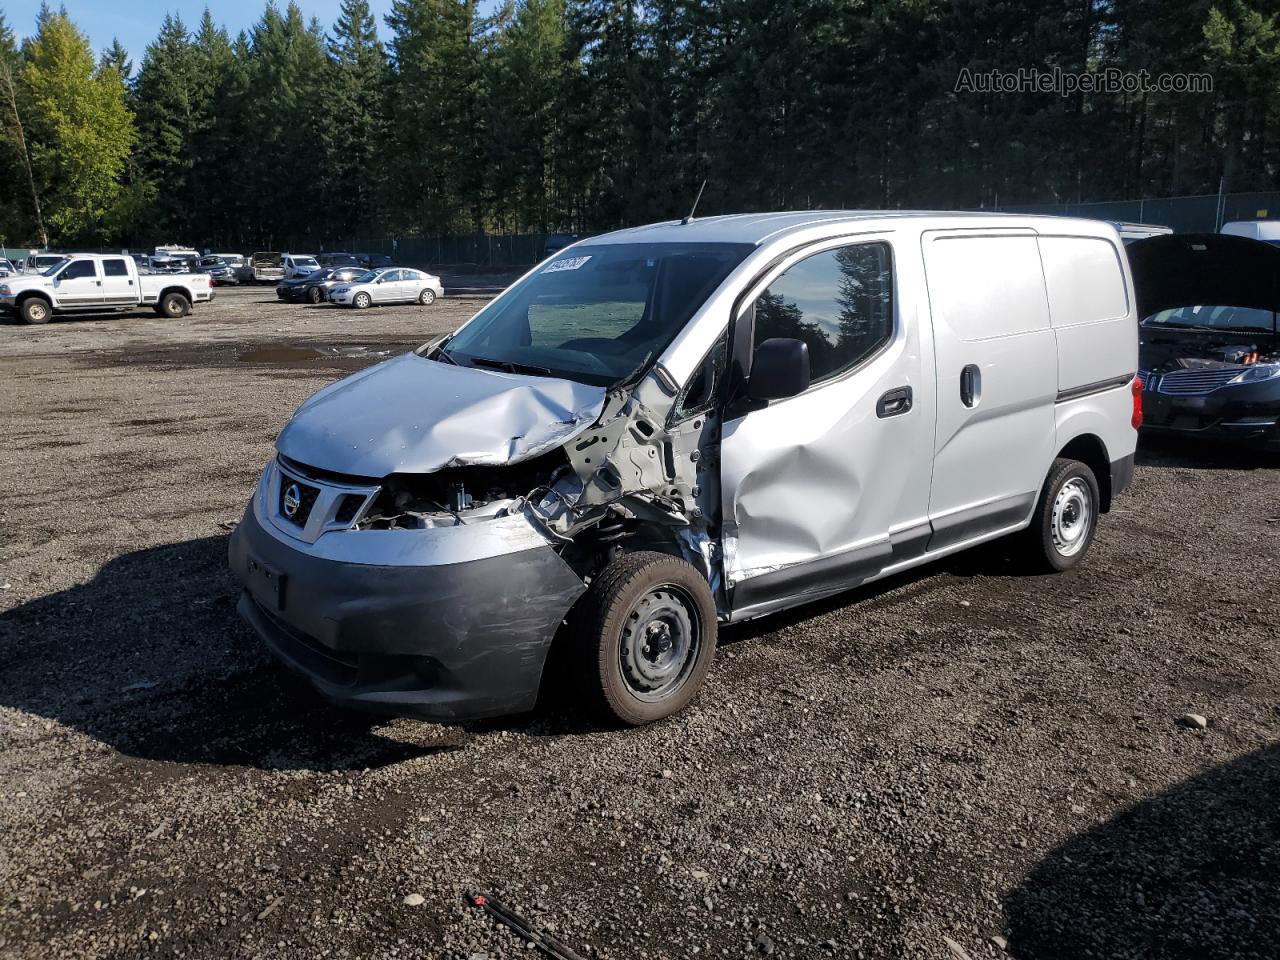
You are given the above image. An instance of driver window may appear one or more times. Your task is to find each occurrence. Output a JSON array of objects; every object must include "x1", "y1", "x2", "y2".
[
  {"x1": 60, "y1": 260, "x2": 98, "y2": 280},
  {"x1": 753, "y1": 242, "x2": 894, "y2": 387}
]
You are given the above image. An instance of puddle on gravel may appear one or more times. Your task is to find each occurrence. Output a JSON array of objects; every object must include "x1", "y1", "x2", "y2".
[{"x1": 236, "y1": 344, "x2": 395, "y2": 367}]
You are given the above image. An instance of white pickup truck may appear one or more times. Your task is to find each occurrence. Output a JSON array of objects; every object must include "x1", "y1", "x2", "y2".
[{"x1": 0, "y1": 253, "x2": 214, "y2": 324}]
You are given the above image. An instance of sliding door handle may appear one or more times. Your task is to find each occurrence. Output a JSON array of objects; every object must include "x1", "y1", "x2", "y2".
[
  {"x1": 960, "y1": 364, "x2": 982, "y2": 408},
  {"x1": 876, "y1": 386, "x2": 913, "y2": 418}
]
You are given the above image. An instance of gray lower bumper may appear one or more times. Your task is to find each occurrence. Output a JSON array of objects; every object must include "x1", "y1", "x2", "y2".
[{"x1": 228, "y1": 507, "x2": 586, "y2": 719}]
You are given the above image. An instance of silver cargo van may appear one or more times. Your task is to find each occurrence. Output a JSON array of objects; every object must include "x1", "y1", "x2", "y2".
[{"x1": 229, "y1": 212, "x2": 1141, "y2": 725}]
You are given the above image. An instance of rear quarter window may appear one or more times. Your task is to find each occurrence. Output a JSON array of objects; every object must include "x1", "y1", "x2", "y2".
[
  {"x1": 1038, "y1": 236, "x2": 1129, "y2": 327},
  {"x1": 923, "y1": 234, "x2": 1050, "y2": 340}
]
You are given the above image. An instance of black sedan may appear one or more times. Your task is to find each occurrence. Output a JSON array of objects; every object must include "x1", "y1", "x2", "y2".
[
  {"x1": 1129, "y1": 233, "x2": 1280, "y2": 450},
  {"x1": 277, "y1": 266, "x2": 367, "y2": 304}
]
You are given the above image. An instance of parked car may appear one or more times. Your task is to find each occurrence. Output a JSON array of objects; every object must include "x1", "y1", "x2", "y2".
[
  {"x1": 197, "y1": 255, "x2": 241, "y2": 286},
  {"x1": 229, "y1": 212, "x2": 1141, "y2": 725},
  {"x1": 0, "y1": 258, "x2": 17, "y2": 277},
  {"x1": 1127, "y1": 232, "x2": 1280, "y2": 449},
  {"x1": 282, "y1": 254, "x2": 321, "y2": 281},
  {"x1": 210, "y1": 253, "x2": 253, "y2": 283},
  {"x1": 251, "y1": 252, "x2": 285, "y2": 284},
  {"x1": 318, "y1": 252, "x2": 362, "y2": 268},
  {"x1": 0, "y1": 252, "x2": 213, "y2": 324},
  {"x1": 1220, "y1": 220, "x2": 1280, "y2": 245},
  {"x1": 328, "y1": 267, "x2": 442, "y2": 307},
  {"x1": 278, "y1": 266, "x2": 367, "y2": 304},
  {"x1": 23, "y1": 252, "x2": 66, "y2": 274},
  {"x1": 131, "y1": 253, "x2": 152, "y2": 274}
]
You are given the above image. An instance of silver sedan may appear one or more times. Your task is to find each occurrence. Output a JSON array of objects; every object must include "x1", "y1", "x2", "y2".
[{"x1": 328, "y1": 268, "x2": 444, "y2": 308}]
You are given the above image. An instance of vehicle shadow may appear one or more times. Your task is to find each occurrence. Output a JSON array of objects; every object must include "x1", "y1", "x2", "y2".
[
  {"x1": 0, "y1": 536, "x2": 457, "y2": 772},
  {"x1": 1137, "y1": 434, "x2": 1280, "y2": 470},
  {"x1": 1004, "y1": 743, "x2": 1280, "y2": 959}
]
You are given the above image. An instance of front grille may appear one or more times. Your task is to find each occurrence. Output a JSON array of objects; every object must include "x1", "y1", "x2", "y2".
[
  {"x1": 1153, "y1": 368, "x2": 1241, "y2": 396},
  {"x1": 278, "y1": 475, "x2": 320, "y2": 527}
]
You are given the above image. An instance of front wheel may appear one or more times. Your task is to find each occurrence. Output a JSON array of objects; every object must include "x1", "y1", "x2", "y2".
[
  {"x1": 418, "y1": 288, "x2": 436, "y2": 305},
  {"x1": 20, "y1": 297, "x2": 51, "y2": 324},
  {"x1": 308, "y1": 287, "x2": 323, "y2": 304},
  {"x1": 352, "y1": 292, "x2": 371, "y2": 309},
  {"x1": 1026, "y1": 458, "x2": 1100, "y2": 572},
  {"x1": 577, "y1": 551, "x2": 718, "y2": 726}
]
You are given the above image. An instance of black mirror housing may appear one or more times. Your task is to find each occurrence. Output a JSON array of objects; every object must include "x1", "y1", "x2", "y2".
[{"x1": 748, "y1": 337, "x2": 811, "y2": 401}]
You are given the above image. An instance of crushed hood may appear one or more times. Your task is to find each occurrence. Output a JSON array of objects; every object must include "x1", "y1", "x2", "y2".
[
  {"x1": 1128, "y1": 233, "x2": 1280, "y2": 319},
  {"x1": 276, "y1": 352, "x2": 608, "y2": 477}
]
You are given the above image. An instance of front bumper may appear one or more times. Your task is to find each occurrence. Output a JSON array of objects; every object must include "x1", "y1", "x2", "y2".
[
  {"x1": 227, "y1": 501, "x2": 586, "y2": 720},
  {"x1": 1142, "y1": 384, "x2": 1280, "y2": 449}
]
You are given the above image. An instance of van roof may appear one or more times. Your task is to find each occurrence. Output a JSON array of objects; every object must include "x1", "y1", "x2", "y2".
[{"x1": 587, "y1": 210, "x2": 1119, "y2": 246}]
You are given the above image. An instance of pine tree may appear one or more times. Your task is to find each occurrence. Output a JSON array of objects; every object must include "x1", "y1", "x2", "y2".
[
  {"x1": 132, "y1": 14, "x2": 194, "y2": 239},
  {"x1": 324, "y1": 0, "x2": 389, "y2": 235},
  {"x1": 99, "y1": 38, "x2": 133, "y2": 81}
]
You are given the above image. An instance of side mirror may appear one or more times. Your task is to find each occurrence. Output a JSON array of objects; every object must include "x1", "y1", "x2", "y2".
[{"x1": 748, "y1": 338, "x2": 811, "y2": 401}]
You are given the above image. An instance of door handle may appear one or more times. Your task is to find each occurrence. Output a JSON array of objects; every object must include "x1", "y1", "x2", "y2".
[
  {"x1": 876, "y1": 386, "x2": 913, "y2": 418},
  {"x1": 960, "y1": 364, "x2": 982, "y2": 408}
]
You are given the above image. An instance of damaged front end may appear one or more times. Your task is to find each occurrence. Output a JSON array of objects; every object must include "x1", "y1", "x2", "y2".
[{"x1": 228, "y1": 347, "x2": 725, "y2": 719}]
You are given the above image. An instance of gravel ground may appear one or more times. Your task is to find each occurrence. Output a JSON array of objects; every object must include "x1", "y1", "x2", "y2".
[{"x1": 0, "y1": 285, "x2": 1277, "y2": 960}]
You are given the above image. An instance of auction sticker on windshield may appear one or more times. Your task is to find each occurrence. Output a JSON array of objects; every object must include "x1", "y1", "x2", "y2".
[{"x1": 542, "y1": 256, "x2": 591, "y2": 273}]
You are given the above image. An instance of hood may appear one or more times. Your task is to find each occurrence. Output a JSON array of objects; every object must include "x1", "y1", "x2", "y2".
[
  {"x1": 276, "y1": 352, "x2": 608, "y2": 477},
  {"x1": 1128, "y1": 233, "x2": 1280, "y2": 319}
]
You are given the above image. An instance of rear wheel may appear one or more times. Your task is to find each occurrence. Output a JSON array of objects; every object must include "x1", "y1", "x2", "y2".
[
  {"x1": 577, "y1": 551, "x2": 718, "y2": 726},
  {"x1": 418, "y1": 288, "x2": 436, "y2": 305},
  {"x1": 353, "y1": 292, "x2": 371, "y2": 309},
  {"x1": 157, "y1": 292, "x2": 190, "y2": 318},
  {"x1": 1026, "y1": 458, "x2": 1100, "y2": 571},
  {"x1": 19, "y1": 297, "x2": 51, "y2": 324}
]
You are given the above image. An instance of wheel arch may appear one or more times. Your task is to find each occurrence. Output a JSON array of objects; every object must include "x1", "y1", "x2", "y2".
[{"x1": 1055, "y1": 432, "x2": 1113, "y2": 512}]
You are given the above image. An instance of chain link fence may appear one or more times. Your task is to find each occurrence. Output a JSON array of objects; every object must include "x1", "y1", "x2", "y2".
[{"x1": 998, "y1": 190, "x2": 1280, "y2": 233}]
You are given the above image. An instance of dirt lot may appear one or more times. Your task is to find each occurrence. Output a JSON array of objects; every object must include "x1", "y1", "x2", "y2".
[{"x1": 1, "y1": 284, "x2": 1278, "y2": 960}]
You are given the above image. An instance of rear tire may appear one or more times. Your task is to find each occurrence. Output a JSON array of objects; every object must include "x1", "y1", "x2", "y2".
[
  {"x1": 577, "y1": 551, "x2": 718, "y2": 726},
  {"x1": 19, "y1": 297, "x2": 51, "y2": 324},
  {"x1": 418, "y1": 288, "x2": 436, "y2": 305},
  {"x1": 1026, "y1": 458, "x2": 1100, "y2": 572},
  {"x1": 158, "y1": 292, "x2": 190, "y2": 318}
]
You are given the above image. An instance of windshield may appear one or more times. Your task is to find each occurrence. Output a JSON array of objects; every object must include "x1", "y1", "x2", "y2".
[
  {"x1": 1142, "y1": 304, "x2": 1278, "y2": 334},
  {"x1": 350, "y1": 270, "x2": 380, "y2": 284},
  {"x1": 40, "y1": 258, "x2": 69, "y2": 276},
  {"x1": 293, "y1": 257, "x2": 318, "y2": 268},
  {"x1": 441, "y1": 242, "x2": 753, "y2": 386}
]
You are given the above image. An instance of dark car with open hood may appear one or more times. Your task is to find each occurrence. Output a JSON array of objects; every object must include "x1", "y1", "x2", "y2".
[{"x1": 1128, "y1": 233, "x2": 1280, "y2": 450}]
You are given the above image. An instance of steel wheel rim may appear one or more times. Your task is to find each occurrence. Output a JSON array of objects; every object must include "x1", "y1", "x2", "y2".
[
  {"x1": 619, "y1": 583, "x2": 701, "y2": 702},
  {"x1": 29, "y1": 302, "x2": 47, "y2": 321},
  {"x1": 1051, "y1": 477, "x2": 1092, "y2": 557}
]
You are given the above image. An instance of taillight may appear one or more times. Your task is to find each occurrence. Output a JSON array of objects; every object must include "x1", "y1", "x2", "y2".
[{"x1": 1131, "y1": 375, "x2": 1144, "y2": 429}]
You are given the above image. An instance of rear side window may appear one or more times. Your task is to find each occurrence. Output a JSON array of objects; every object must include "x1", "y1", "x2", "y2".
[
  {"x1": 102, "y1": 258, "x2": 129, "y2": 277},
  {"x1": 60, "y1": 260, "x2": 98, "y2": 280},
  {"x1": 924, "y1": 234, "x2": 1049, "y2": 339},
  {"x1": 752, "y1": 242, "x2": 894, "y2": 386},
  {"x1": 1038, "y1": 236, "x2": 1129, "y2": 327}
]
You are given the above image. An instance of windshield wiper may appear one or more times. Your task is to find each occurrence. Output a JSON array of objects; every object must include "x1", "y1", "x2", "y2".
[{"x1": 466, "y1": 355, "x2": 554, "y2": 377}]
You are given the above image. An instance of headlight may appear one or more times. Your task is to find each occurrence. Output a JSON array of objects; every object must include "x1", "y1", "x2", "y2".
[
  {"x1": 0, "y1": 284, "x2": 10, "y2": 295},
  {"x1": 1228, "y1": 363, "x2": 1280, "y2": 386},
  {"x1": 334, "y1": 287, "x2": 349, "y2": 294}
]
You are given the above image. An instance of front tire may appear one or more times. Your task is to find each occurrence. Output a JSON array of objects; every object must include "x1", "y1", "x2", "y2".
[
  {"x1": 577, "y1": 551, "x2": 718, "y2": 726},
  {"x1": 353, "y1": 292, "x2": 371, "y2": 309},
  {"x1": 418, "y1": 288, "x2": 436, "y2": 305},
  {"x1": 1027, "y1": 458, "x2": 1100, "y2": 571},
  {"x1": 20, "y1": 297, "x2": 51, "y2": 324},
  {"x1": 308, "y1": 286, "x2": 324, "y2": 304},
  {"x1": 157, "y1": 292, "x2": 190, "y2": 318}
]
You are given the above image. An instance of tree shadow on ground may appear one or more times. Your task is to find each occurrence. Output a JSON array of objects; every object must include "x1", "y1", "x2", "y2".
[
  {"x1": 0, "y1": 536, "x2": 458, "y2": 772},
  {"x1": 1137, "y1": 434, "x2": 1280, "y2": 471},
  {"x1": 1005, "y1": 743, "x2": 1280, "y2": 959}
]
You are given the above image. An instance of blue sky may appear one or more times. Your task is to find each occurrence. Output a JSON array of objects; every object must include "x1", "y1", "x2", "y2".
[{"x1": 6, "y1": 0, "x2": 499, "y2": 74}]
